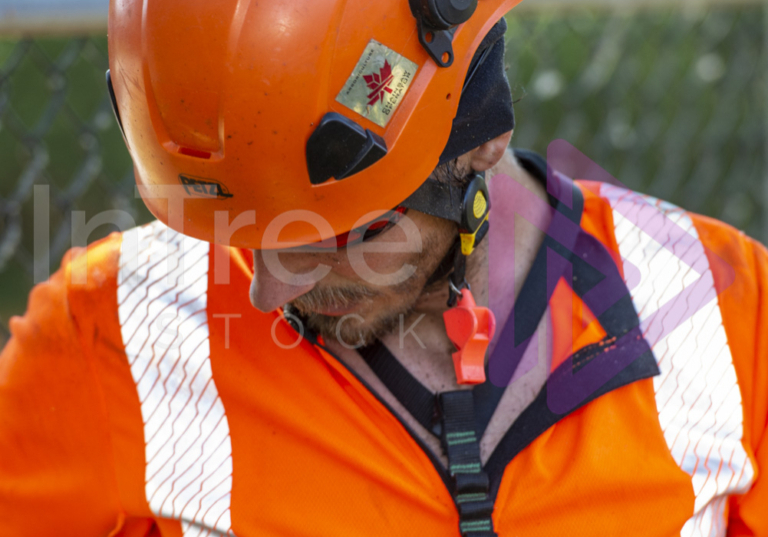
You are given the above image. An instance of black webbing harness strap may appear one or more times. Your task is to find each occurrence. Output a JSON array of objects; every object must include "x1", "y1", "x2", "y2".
[
  {"x1": 358, "y1": 341, "x2": 443, "y2": 436},
  {"x1": 358, "y1": 341, "x2": 502, "y2": 536},
  {"x1": 356, "y1": 158, "x2": 587, "y2": 536},
  {"x1": 358, "y1": 342, "x2": 506, "y2": 439},
  {"x1": 440, "y1": 391, "x2": 496, "y2": 537}
]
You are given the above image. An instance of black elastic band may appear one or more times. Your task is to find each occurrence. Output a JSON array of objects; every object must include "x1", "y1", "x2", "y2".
[
  {"x1": 424, "y1": 239, "x2": 460, "y2": 288},
  {"x1": 402, "y1": 178, "x2": 464, "y2": 224},
  {"x1": 448, "y1": 245, "x2": 468, "y2": 307}
]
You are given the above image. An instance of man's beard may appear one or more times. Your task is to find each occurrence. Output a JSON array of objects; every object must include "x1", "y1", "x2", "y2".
[
  {"x1": 289, "y1": 280, "x2": 420, "y2": 348},
  {"x1": 288, "y1": 227, "x2": 455, "y2": 348}
]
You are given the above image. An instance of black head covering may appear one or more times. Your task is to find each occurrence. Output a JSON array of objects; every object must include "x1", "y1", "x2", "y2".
[{"x1": 438, "y1": 18, "x2": 514, "y2": 165}]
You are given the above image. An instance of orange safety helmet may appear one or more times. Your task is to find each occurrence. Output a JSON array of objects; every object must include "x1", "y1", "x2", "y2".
[{"x1": 108, "y1": 0, "x2": 522, "y2": 249}]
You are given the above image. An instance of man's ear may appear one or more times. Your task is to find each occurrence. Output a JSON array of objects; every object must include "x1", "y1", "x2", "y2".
[{"x1": 466, "y1": 130, "x2": 513, "y2": 172}]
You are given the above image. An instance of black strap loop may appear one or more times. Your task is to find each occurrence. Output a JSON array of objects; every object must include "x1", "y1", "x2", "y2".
[{"x1": 439, "y1": 390, "x2": 497, "y2": 536}]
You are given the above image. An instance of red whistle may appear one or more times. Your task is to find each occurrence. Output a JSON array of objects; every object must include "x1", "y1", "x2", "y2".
[{"x1": 443, "y1": 289, "x2": 497, "y2": 385}]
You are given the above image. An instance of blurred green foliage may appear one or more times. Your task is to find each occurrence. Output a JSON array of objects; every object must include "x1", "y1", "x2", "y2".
[{"x1": 506, "y1": 6, "x2": 766, "y2": 234}]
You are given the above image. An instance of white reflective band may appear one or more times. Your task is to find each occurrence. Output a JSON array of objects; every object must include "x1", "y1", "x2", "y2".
[
  {"x1": 602, "y1": 184, "x2": 755, "y2": 537},
  {"x1": 182, "y1": 521, "x2": 230, "y2": 537},
  {"x1": 118, "y1": 220, "x2": 237, "y2": 537}
]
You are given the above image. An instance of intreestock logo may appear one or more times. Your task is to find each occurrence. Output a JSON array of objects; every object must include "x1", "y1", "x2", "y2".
[{"x1": 486, "y1": 140, "x2": 735, "y2": 414}]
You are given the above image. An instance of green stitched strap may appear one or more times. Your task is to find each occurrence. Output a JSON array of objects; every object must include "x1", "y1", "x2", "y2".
[
  {"x1": 460, "y1": 519, "x2": 493, "y2": 533},
  {"x1": 446, "y1": 431, "x2": 476, "y2": 439},
  {"x1": 449, "y1": 462, "x2": 482, "y2": 474},
  {"x1": 446, "y1": 431, "x2": 478, "y2": 446},
  {"x1": 456, "y1": 492, "x2": 488, "y2": 504}
]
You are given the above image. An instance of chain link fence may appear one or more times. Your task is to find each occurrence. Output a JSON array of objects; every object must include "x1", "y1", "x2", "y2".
[
  {"x1": 0, "y1": 36, "x2": 150, "y2": 346},
  {"x1": 0, "y1": 3, "x2": 766, "y2": 348}
]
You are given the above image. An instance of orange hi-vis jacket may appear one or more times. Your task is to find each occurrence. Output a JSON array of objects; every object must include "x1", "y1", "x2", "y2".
[{"x1": 1, "y1": 167, "x2": 767, "y2": 536}]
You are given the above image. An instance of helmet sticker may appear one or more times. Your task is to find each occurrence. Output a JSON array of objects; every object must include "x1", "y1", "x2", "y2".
[
  {"x1": 179, "y1": 174, "x2": 234, "y2": 199},
  {"x1": 336, "y1": 40, "x2": 419, "y2": 128}
]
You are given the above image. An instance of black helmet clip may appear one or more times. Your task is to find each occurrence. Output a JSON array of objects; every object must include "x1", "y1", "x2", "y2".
[{"x1": 409, "y1": 0, "x2": 478, "y2": 67}]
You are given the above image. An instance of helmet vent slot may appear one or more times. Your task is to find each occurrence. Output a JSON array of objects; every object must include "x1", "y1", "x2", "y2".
[{"x1": 178, "y1": 147, "x2": 212, "y2": 160}]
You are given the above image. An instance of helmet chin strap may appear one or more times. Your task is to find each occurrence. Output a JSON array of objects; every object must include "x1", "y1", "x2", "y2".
[
  {"x1": 401, "y1": 172, "x2": 496, "y2": 384},
  {"x1": 440, "y1": 221, "x2": 496, "y2": 385}
]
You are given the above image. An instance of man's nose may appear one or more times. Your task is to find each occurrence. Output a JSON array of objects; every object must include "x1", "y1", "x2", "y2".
[{"x1": 249, "y1": 252, "x2": 317, "y2": 313}]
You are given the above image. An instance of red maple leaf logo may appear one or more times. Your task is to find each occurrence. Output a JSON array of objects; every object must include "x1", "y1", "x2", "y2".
[{"x1": 363, "y1": 60, "x2": 394, "y2": 106}]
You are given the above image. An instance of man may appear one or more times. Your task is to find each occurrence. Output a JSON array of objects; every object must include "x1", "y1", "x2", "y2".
[{"x1": 1, "y1": 0, "x2": 766, "y2": 535}]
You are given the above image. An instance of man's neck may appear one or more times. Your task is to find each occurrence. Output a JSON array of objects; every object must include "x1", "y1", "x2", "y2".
[
  {"x1": 376, "y1": 148, "x2": 551, "y2": 392},
  {"x1": 324, "y1": 148, "x2": 553, "y2": 464}
]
